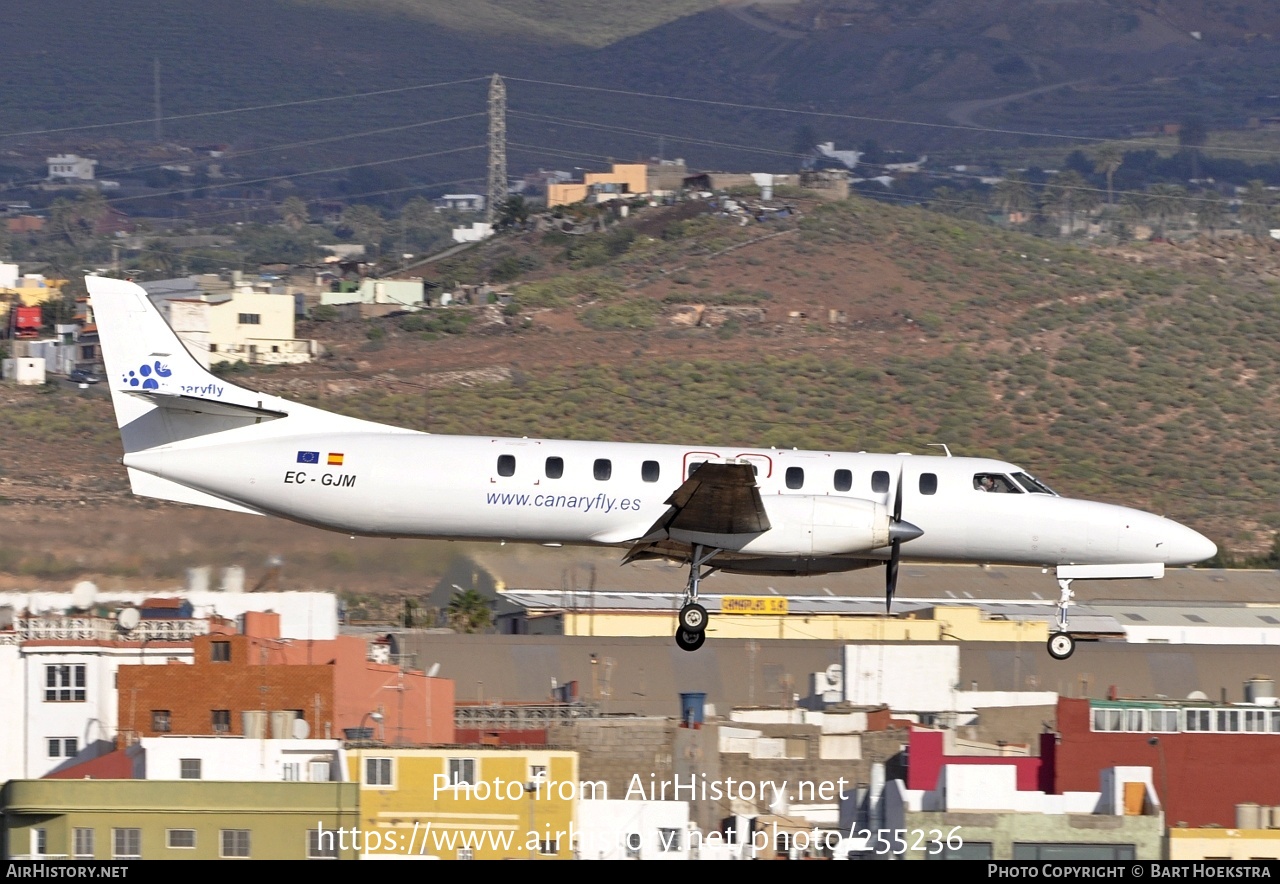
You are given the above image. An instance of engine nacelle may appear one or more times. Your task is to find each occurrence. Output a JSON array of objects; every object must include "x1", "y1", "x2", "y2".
[{"x1": 668, "y1": 495, "x2": 889, "y2": 557}]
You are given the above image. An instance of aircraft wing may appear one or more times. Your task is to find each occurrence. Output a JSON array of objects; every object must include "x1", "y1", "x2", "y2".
[{"x1": 622, "y1": 462, "x2": 769, "y2": 563}]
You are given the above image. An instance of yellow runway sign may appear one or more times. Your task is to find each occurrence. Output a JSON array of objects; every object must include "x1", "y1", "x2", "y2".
[{"x1": 721, "y1": 596, "x2": 788, "y2": 615}]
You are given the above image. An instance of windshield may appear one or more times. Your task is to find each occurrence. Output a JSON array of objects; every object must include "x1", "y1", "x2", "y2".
[
  {"x1": 1011, "y1": 471, "x2": 1058, "y2": 495},
  {"x1": 973, "y1": 473, "x2": 1022, "y2": 493}
]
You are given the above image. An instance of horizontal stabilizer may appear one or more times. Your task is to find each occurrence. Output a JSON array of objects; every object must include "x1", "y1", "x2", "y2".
[{"x1": 125, "y1": 389, "x2": 288, "y2": 422}]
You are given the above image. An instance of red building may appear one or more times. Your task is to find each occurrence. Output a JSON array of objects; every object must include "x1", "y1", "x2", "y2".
[
  {"x1": 1049, "y1": 696, "x2": 1280, "y2": 827},
  {"x1": 118, "y1": 611, "x2": 454, "y2": 744},
  {"x1": 906, "y1": 727, "x2": 1049, "y2": 793}
]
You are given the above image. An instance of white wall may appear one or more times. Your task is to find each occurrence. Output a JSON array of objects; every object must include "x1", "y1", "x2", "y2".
[
  {"x1": 20, "y1": 644, "x2": 183, "y2": 781},
  {"x1": 138, "y1": 737, "x2": 343, "y2": 781},
  {"x1": 576, "y1": 799, "x2": 691, "y2": 860},
  {"x1": 0, "y1": 639, "x2": 25, "y2": 782},
  {"x1": 844, "y1": 645, "x2": 959, "y2": 712},
  {"x1": 1125, "y1": 625, "x2": 1280, "y2": 645}
]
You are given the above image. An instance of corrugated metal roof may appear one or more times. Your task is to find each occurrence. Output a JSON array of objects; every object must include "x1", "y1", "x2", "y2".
[
  {"x1": 457, "y1": 546, "x2": 1280, "y2": 605},
  {"x1": 1091, "y1": 603, "x2": 1280, "y2": 629}
]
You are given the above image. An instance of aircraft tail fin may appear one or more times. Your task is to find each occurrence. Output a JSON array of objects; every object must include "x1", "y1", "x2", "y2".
[{"x1": 88, "y1": 275, "x2": 277, "y2": 455}]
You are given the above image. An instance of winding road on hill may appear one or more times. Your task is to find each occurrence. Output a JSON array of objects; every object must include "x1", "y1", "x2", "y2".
[{"x1": 947, "y1": 80, "x2": 1090, "y2": 130}]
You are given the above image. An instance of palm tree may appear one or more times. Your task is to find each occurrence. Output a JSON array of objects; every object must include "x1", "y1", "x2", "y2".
[
  {"x1": 1045, "y1": 170, "x2": 1098, "y2": 235},
  {"x1": 1240, "y1": 180, "x2": 1272, "y2": 239},
  {"x1": 1146, "y1": 184, "x2": 1188, "y2": 237},
  {"x1": 280, "y1": 196, "x2": 309, "y2": 232},
  {"x1": 341, "y1": 204, "x2": 386, "y2": 254},
  {"x1": 1191, "y1": 189, "x2": 1226, "y2": 238},
  {"x1": 1092, "y1": 144, "x2": 1123, "y2": 206},
  {"x1": 498, "y1": 195, "x2": 530, "y2": 229},
  {"x1": 1179, "y1": 116, "x2": 1209, "y2": 180},
  {"x1": 992, "y1": 172, "x2": 1032, "y2": 223},
  {"x1": 447, "y1": 588, "x2": 492, "y2": 634}
]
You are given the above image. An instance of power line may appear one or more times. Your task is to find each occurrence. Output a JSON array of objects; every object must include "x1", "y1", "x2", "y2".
[
  {"x1": 3, "y1": 112, "x2": 489, "y2": 193},
  {"x1": 0, "y1": 76, "x2": 490, "y2": 140},
  {"x1": 503, "y1": 75, "x2": 1280, "y2": 159}
]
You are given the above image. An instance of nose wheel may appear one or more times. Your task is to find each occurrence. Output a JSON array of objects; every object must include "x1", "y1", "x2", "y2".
[
  {"x1": 678, "y1": 603, "x2": 708, "y2": 633},
  {"x1": 1047, "y1": 632, "x2": 1076, "y2": 660}
]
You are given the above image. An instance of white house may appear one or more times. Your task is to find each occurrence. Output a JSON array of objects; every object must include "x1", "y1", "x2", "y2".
[
  {"x1": 139, "y1": 275, "x2": 317, "y2": 367},
  {"x1": 434, "y1": 194, "x2": 485, "y2": 213},
  {"x1": 133, "y1": 736, "x2": 346, "y2": 783},
  {"x1": 0, "y1": 590, "x2": 339, "y2": 783},
  {"x1": 46, "y1": 155, "x2": 97, "y2": 182}
]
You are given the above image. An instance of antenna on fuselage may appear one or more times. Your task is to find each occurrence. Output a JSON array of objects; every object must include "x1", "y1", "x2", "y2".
[{"x1": 927, "y1": 443, "x2": 953, "y2": 457}]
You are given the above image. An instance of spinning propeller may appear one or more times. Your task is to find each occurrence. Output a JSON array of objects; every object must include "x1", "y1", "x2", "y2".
[{"x1": 885, "y1": 467, "x2": 924, "y2": 612}]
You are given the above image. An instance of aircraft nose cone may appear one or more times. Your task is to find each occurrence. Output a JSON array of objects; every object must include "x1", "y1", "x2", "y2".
[{"x1": 1173, "y1": 525, "x2": 1217, "y2": 566}]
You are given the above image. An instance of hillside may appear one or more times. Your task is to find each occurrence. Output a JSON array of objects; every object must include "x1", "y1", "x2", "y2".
[
  {"x1": 7, "y1": 0, "x2": 1280, "y2": 182},
  {"x1": 4, "y1": 194, "x2": 1279, "y2": 598}
]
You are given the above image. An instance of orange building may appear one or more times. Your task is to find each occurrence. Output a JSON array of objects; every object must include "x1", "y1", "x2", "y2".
[
  {"x1": 547, "y1": 163, "x2": 647, "y2": 207},
  {"x1": 117, "y1": 612, "x2": 453, "y2": 744}
]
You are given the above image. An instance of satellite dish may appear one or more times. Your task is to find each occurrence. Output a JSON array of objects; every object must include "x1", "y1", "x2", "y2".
[
  {"x1": 70, "y1": 581, "x2": 97, "y2": 610},
  {"x1": 427, "y1": 663, "x2": 441, "y2": 678},
  {"x1": 291, "y1": 718, "x2": 310, "y2": 740},
  {"x1": 1187, "y1": 690, "x2": 1209, "y2": 701},
  {"x1": 118, "y1": 607, "x2": 140, "y2": 631}
]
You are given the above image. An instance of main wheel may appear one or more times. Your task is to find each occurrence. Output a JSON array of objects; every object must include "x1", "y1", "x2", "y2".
[
  {"x1": 678, "y1": 603, "x2": 708, "y2": 634},
  {"x1": 675, "y1": 629, "x2": 706, "y2": 652},
  {"x1": 1047, "y1": 632, "x2": 1076, "y2": 661}
]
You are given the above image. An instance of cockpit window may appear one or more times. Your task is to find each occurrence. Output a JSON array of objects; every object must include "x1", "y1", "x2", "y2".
[
  {"x1": 1012, "y1": 472, "x2": 1057, "y2": 495},
  {"x1": 974, "y1": 473, "x2": 1022, "y2": 493}
]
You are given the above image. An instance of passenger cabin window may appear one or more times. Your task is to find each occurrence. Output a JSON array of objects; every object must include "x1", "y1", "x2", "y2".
[
  {"x1": 687, "y1": 461, "x2": 706, "y2": 479},
  {"x1": 594, "y1": 459, "x2": 612, "y2": 481},
  {"x1": 545, "y1": 457, "x2": 563, "y2": 479},
  {"x1": 642, "y1": 460, "x2": 660, "y2": 483},
  {"x1": 871, "y1": 471, "x2": 890, "y2": 494},
  {"x1": 919, "y1": 473, "x2": 938, "y2": 495},
  {"x1": 973, "y1": 473, "x2": 1022, "y2": 493},
  {"x1": 497, "y1": 454, "x2": 515, "y2": 477},
  {"x1": 1012, "y1": 472, "x2": 1056, "y2": 495},
  {"x1": 785, "y1": 467, "x2": 804, "y2": 490},
  {"x1": 834, "y1": 469, "x2": 852, "y2": 492}
]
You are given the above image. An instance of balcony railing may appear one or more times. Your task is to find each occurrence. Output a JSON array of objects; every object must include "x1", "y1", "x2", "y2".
[{"x1": 11, "y1": 616, "x2": 210, "y2": 643}]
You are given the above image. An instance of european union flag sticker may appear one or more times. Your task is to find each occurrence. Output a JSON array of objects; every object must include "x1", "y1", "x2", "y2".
[{"x1": 297, "y1": 451, "x2": 320, "y2": 464}]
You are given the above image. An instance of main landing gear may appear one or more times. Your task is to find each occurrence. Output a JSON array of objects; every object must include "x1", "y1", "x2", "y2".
[
  {"x1": 1047, "y1": 577, "x2": 1077, "y2": 660},
  {"x1": 675, "y1": 544, "x2": 718, "y2": 652}
]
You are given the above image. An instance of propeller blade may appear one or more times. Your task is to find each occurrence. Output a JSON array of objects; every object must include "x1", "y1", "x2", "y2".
[
  {"x1": 886, "y1": 539, "x2": 900, "y2": 613},
  {"x1": 893, "y1": 466, "x2": 904, "y2": 523}
]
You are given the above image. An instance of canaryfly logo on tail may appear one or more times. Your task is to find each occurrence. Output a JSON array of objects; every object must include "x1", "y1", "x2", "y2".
[
  {"x1": 118, "y1": 359, "x2": 224, "y2": 398},
  {"x1": 121, "y1": 359, "x2": 172, "y2": 390}
]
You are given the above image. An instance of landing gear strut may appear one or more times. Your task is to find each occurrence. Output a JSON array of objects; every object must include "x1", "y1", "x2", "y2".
[
  {"x1": 675, "y1": 544, "x2": 719, "y2": 652},
  {"x1": 1047, "y1": 577, "x2": 1076, "y2": 660}
]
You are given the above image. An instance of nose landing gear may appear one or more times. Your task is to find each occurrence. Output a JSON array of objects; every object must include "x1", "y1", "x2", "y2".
[
  {"x1": 1048, "y1": 576, "x2": 1076, "y2": 660},
  {"x1": 674, "y1": 544, "x2": 719, "y2": 652}
]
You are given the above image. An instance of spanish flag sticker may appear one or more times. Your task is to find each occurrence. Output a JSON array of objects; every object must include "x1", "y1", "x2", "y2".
[{"x1": 328, "y1": 452, "x2": 344, "y2": 466}]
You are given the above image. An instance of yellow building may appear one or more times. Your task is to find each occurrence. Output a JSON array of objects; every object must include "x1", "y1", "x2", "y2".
[
  {"x1": 536, "y1": 598, "x2": 1048, "y2": 644},
  {"x1": 347, "y1": 747, "x2": 580, "y2": 860},
  {"x1": 1168, "y1": 828, "x2": 1280, "y2": 860},
  {"x1": 548, "y1": 163, "x2": 648, "y2": 207}
]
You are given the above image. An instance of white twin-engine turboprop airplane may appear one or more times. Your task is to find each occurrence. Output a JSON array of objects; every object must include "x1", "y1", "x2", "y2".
[{"x1": 88, "y1": 275, "x2": 1217, "y2": 659}]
